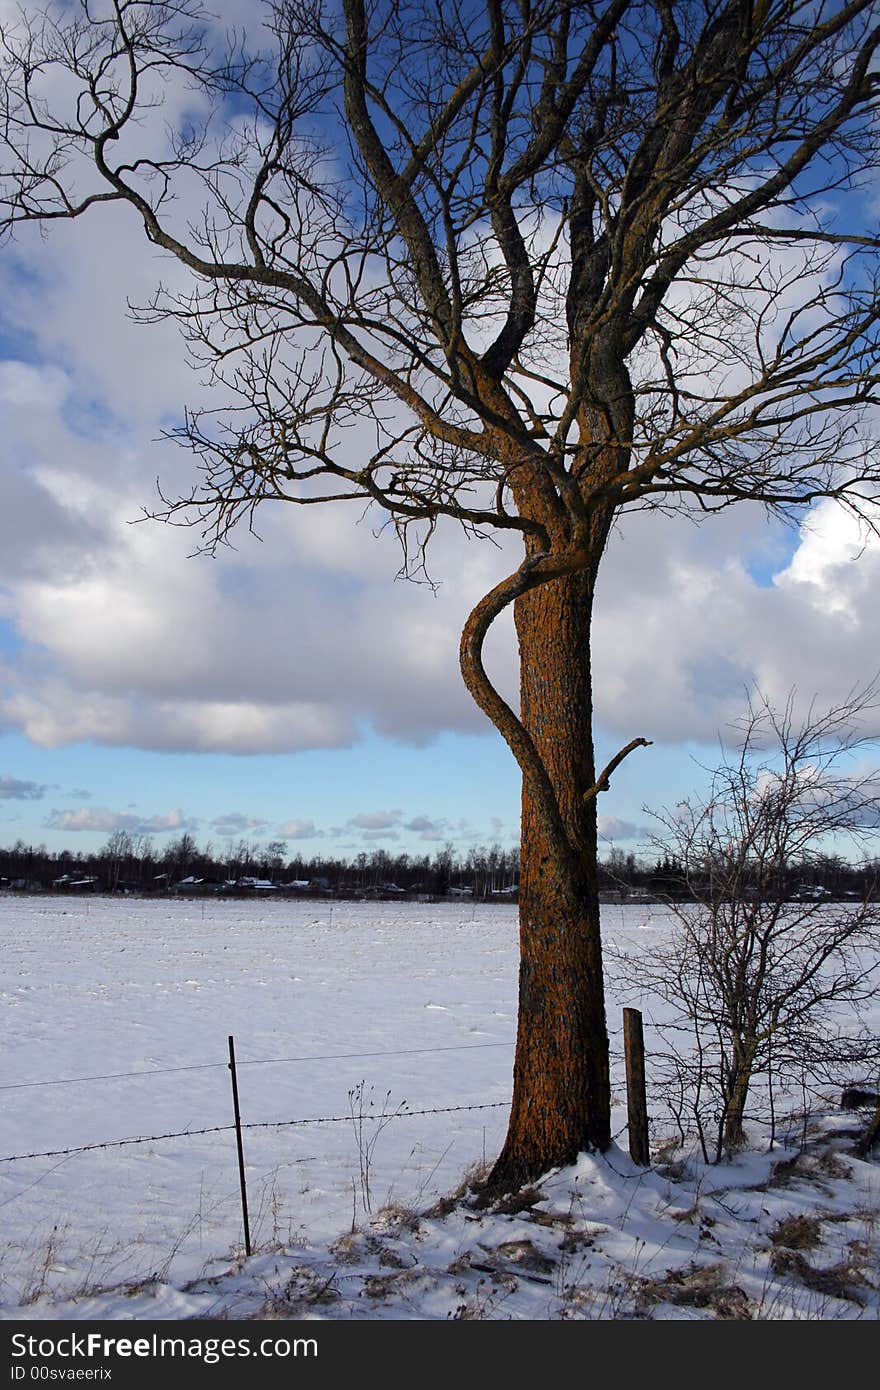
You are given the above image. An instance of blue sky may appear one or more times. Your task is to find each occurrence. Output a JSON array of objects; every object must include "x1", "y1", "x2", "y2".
[
  {"x1": 0, "y1": 704, "x2": 723, "y2": 859},
  {"x1": 2, "y1": 2, "x2": 880, "y2": 865}
]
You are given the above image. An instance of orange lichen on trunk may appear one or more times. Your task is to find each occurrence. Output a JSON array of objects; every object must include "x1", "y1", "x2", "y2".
[{"x1": 486, "y1": 570, "x2": 610, "y2": 1196}]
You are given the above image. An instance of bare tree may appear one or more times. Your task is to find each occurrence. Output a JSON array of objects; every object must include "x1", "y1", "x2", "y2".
[
  {"x1": 611, "y1": 687, "x2": 880, "y2": 1162},
  {"x1": 100, "y1": 828, "x2": 136, "y2": 892},
  {"x1": 4, "y1": 0, "x2": 880, "y2": 1193}
]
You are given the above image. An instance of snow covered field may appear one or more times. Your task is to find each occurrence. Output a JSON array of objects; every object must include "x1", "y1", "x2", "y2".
[{"x1": 1, "y1": 893, "x2": 878, "y2": 1321}]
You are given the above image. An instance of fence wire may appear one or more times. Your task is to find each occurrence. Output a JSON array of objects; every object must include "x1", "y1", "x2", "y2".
[
  {"x1": 0, "y1": 1101, "x2": 510, "y2": 1165},
  {"x1": 0, "y1": 1040, "x2": 513, "y2": 1093}
]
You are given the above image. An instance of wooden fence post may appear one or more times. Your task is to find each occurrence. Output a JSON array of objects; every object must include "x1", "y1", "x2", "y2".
[{"x1": 623, "y1": 1007, "x2": 650, "y2": 1166}]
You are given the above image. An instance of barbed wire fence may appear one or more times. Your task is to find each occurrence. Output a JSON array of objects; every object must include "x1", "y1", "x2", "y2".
[
  {"x1": 0, "y1": 1029, "x2": 640, "y2": 1260},
  {"x1": 0, "y1": 1027, "x2": 640, "y2": 1159},
  {"x1": 0, "y1": 1102, "x2": 513, "y2": 1167},
  {"x1": 0, "y1": 1041, "x2": 517, "y2": 1162},
  {"x1": 0, "y1": 1021, "x2": 656, "y2": 1280}
]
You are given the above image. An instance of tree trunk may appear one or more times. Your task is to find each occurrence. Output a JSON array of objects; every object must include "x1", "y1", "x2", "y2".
[
  {"x1": 722, "y1": 1044, "x2": 755, "y2": 1154},
  {"x1": 485, "y1": 569, "x2": 611, "y2": 1196}
]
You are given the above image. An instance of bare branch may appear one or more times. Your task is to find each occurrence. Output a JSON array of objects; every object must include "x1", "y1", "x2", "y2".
[{"x1": 583, "y1": 737, "x2": 653, "y2": 804}]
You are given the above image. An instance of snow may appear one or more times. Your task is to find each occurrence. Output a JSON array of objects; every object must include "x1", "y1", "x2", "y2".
[{"x1": 0, "y1": 893, "x2": 878, "y2": 1321}]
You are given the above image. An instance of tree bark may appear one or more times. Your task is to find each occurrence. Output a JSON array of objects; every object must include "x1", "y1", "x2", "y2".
[
  {"x1": 485, "y1": 568, "x2": 610, "y2": 1196},
  {"x1": 722, "y1": 1043, "x2": 756, "y2": 1154}
]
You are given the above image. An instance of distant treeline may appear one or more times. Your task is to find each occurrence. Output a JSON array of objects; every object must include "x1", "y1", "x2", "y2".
[
  {"x1": 0, "y1": 831, "x2": 519, "y2": 898},
  {"x1": 0, "y1": 833, "x2": 877, "y2": 902}
]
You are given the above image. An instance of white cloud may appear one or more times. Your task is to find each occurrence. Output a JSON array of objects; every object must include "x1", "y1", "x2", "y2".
[
  {"x1": 4, "y1": 375, "x2": 880, "y2": 759},
  {"x1": 0, "y1": 675, "x2": 356, "y2": 754},
  {"x1": 0, "y1": 775, "x2": 46, "y2": 801},
  {"x1": 3, "y1": 478, "x2": 873, "y2": 767},
  {"x1": 597, "y1": 815, "x2": 647, "y2": 842},
  {"x1": 773, "y1": 498, "x2": 879, "y2": 619},
  {"x1": 0, "y1": 358, "x2": 500, "y2": 751},
  {"x1": 209, "y1": 812, "x2": 270, "y2": 837},
  {"x1": 404, "y1": 815, "x2": 446, "y2": 833},
  {"x1": 45, "y1": 806, "x2": 197, "y2": 835},
  {"x1": 279, "y1": 818, "x2": 322, "y2": 839},
  {"x1": 586, "y1": 493, "x2": 880, "y2": 746},
  {"x1": 349, "y1": 810, "x2": 402, "y2": 830},
  {"x1": 0, "y1": 361, "x2": 69, "y2": 409}
]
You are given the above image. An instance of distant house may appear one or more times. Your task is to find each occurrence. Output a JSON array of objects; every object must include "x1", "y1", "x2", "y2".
[
  {"x1": 360, "y1": 882, "x2": 403, "y2": 898},
  {"x1": 173, "y1": 876, "x2": 208, "y2": 894},
  {"x1": 794, "y1": 884, "x2": 833, "y2": 901},
  {"x1": 52, "y1": 875, "x2": 98, "y2": 893}
]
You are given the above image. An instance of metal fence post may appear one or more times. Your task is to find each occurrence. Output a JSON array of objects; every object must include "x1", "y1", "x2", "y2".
[{"x1": 227, "y1": 1034, "x2": 252, "y2": 1255}]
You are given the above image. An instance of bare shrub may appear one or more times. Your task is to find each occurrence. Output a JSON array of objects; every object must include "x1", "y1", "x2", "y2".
[{"x1": 611, "y1": 687, "x2": 880, "y2": 1161}]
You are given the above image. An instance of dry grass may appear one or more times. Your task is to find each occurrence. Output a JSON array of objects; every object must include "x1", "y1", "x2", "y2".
[
  {"x1": 769, "y1": 1215, "x2": 823, "y2": 1251},
  {"x1": 632, "y1": 1262, "x2": 754, "y2": 1320},
  {"x1": 769, "y1": 1248, "x2": 868, "y2": 1307},
  {"x1": 373, "y1": 1200, "x2": 422, "y2": 1234},
  {"x1": 425, "y1": 1159, "x2": 493, "y2": 1217}
]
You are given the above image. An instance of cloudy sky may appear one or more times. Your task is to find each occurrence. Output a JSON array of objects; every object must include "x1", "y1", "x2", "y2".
[{"x1": 1, "y1": 3, "x2": 879, "y2": 863}]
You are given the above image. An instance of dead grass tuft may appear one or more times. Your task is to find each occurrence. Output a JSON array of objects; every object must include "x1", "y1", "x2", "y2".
[
  {"x1": 634, "y1": 1262, "x2": 753, "y2": 1320},
  {"x1": 488, "y1": 1238, "x2": 555, "y2": 1275},
  {"x1": 374, "y1": 1200, "x2": 421, "y2": 1235},
  {"x1": 426, "y1": 1160, "x2": 493, "y2": 1218},
  {"x1": 769, "y1": 1248, "x2": 867, "y2": 1306},
  {"x1": 769, "y1": 1215, "x2": 823, "y2": 1251},
  {"x1": 488, "y1": 1185, "x2": 544, "y2": 1216}
]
